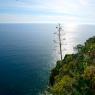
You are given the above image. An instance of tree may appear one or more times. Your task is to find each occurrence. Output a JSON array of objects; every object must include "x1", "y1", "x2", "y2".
[{"x1": 53, "y1": 24, "x2": 65, "y2": 61}]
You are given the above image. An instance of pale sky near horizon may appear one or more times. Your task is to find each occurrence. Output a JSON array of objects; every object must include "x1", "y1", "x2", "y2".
[{"x1": 0, "y1": 0, "x2": 95, "y2": 24}]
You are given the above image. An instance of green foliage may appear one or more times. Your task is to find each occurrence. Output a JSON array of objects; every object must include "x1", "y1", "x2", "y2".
[
  {"x1": 84, "y1": 66, "x2": 95, "y2": 80},
  {"x1": 51, "y1": 75, "x2": 76, "y2": 95},
  {"x1": 49, "y1": 36, "x2": 95, "y2": 95}
]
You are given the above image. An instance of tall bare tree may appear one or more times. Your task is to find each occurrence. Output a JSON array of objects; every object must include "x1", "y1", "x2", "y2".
[{"x1": 53, "y1": 24, "x2": 66, "y2": 61}]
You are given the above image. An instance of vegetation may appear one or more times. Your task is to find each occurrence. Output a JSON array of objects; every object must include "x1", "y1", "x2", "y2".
[{"x1": 49, "y1": 36, "x2": 95, "y2": 95}]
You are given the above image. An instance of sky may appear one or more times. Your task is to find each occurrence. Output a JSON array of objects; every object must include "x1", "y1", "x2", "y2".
[{"x1": 0, "y1": 0, "x2": 95, "y2": 24}]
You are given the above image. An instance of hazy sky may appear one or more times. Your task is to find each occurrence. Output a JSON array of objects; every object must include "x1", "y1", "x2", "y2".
[{"x1": 0, "y1": 0, "x2": 95, "y2": 24}]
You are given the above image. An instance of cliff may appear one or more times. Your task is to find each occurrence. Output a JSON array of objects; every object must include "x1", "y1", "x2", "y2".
[{"x1": 49, "y1": 36, "x2": 95, "y2": 95}]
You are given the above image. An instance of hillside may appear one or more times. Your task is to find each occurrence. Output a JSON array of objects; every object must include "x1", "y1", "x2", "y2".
[{"x1": 49, "y1": 36, "x2": 95, "y2": 95}]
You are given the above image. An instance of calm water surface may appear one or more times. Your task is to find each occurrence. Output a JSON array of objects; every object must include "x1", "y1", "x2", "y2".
[{"x1": 0, "y1": 24, "x2": 95, "y2": 95}]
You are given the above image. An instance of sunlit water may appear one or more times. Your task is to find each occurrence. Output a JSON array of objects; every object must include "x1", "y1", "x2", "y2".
[
  {"x1": 0, "y1": 24, "x2": 95, "y2": 95},
  {"x1": 63, "y1": 24, "x2": 95, "y2": 55}
]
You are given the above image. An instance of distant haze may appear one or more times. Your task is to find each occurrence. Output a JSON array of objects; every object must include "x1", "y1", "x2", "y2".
[{"x1": 0, "y1": 0, "x2": 95, "y2": 24}]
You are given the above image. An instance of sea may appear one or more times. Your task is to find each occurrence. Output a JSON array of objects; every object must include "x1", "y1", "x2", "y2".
[{"x1": 0, "y1": 23, "x2": 95, "y2": 95}]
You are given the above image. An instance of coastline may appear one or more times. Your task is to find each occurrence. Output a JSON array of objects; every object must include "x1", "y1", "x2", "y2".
[{"x1": 48, "y1": 36, "x2": 95, "y2": 95}]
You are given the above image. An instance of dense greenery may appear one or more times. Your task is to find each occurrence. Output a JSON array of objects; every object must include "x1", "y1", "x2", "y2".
[{"x1": 49, "y1": 36, "x2": 95, "y2": 95}]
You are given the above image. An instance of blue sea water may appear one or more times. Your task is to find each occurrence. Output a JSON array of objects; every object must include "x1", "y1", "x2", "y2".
[{"x1": 0, "y1": 24, "x2": 95, "y2": 95}]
